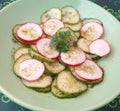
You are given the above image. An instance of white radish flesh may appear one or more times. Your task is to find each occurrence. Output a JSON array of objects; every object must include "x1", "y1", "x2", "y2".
[
  {"x1": 89, "y1": 39, "x2": 111, "y2": 57},
  {"x1": 36, "y1": 38, "x2": 59, "y2": 59},
  {"x1": 74, "y1": 59, "x2": 103, "y2": 81},
  {"x1": 19, "y1": 59, "x2": 45, "y2": 81}
]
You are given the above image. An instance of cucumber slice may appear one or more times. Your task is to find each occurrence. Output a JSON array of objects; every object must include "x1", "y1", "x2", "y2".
[
  {"x1": 35, "y1": 86, "x2": 51, "y2": 92},
  {"x1": 44, "y1": 61, "x2": 65, "y2": 74},
  {"x1": 13, "y1": 47, "x2": 29, "y2": 61},
  {"x1": 22, "y1": 74, "x2": 52, "y2": 88},
  {"x1": 64, "y1": 21, "x2": 82, "y2": 31},
  {"x1": 77, "y1": 38, "x2": 91, "y2": 53},
  {"x1": 12, "y1": 24, "x2": 21, "y2": 41},
  {"x1": 29, "y1": 48, "x2": 55, "y2": 62},
  {"x1": 13, "y1": 54, "x2": 32, "y2": 77},
  {"x1": 86, "y1": 53, "x2": 101, "y2": 61},
  {"x1": 74, "y1": 31, "x2": 80, "y2": 39},
  {"x1": 30, "y1": 44, "x2": 38, "y2": 52},
  {"x1": 61, "y1": 6, "x2": 80, "y2": 24},
  {"x1": 57, "y1": 70, "x2": 88, "y2": 95},
  {"x1": 51, "y1": 78, "x2": 72, "y2": 98},
  {"x1": 41, "y1": 7, "x2": 62, "y2": 23},
  {"x1": 82, "y1": 18, "x2": 103, "y2": 25}
]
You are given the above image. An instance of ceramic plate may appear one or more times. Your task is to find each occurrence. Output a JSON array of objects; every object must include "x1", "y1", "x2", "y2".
[{"x1": 0, "y1": 0, "x2": 120, "y2": 111}]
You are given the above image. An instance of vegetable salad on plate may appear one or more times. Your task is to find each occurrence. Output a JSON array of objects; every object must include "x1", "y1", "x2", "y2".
[{"x1": 12, "y1": 6, "x2": 111, "y2": 98}]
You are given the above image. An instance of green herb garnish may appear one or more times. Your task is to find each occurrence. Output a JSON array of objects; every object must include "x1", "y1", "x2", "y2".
[{"x1": 50, "y1": 30, "x2": 71, "y2": 52}]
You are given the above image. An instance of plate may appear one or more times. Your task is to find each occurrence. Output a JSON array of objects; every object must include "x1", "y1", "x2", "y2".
[{"x1": 0, "y1": 0, "x2": 120, "y2": 111}]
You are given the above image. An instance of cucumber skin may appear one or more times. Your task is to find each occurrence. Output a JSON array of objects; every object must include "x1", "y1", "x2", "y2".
[
  {"x1": 13, "y1": 54, "x2": 32, "y2": 77},
  {"x1": 29, "y1": 48, "x2": 55, "y2": 63},
  {"x1": 34, "y1": 86, "x2": 51, "y2": 93}
]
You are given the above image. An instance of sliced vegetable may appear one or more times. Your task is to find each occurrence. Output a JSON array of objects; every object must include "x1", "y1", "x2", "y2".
[
  {"x1": 89, "y1": 39, "x2": 111, "y2": 57},
  {"x1": 44, "y1": 61, "x2": 65, "y2": 74},
  {"x1": 41, "y1": 7, "x2": 62, "y2": 23},
  {"x1": 74, "y1": 59, "x2": 103, "y2": 81},
  {"x1": 60, "y1": 47, "x2": 86, "y2": 66},
  {"x1": 51, "y1": 78, "x2": 72, "y2": 98},
  {"x1": 22, "y1": 74, "x2": 52, "y2": 88},
  {"x1": 13, "y1": 47, "x2": 29, "y2": 61},
  {"x1": 12, "y1": 24, "x2": 21, "y2": 41},
  {"x1": 36, "y1": 38, "x2": 60, "y2": 59},
  {"x1": 57, "y1": 70, "x2": 88, "y2": 95},
  {"x1": 18, "y1": 58, "x2": 45, "y2": 81},
  {"x1": 64, "y1": 21, "x2": 82, "y2": 31},
  {"x1": 43, "y1": 18, "x2": 64, "y2": 36},
  {"x1": 82, "y1": 18, "x2": 103, "y2": 25},
  {"x1": 80, "y1": 21, "x2": 104, "y2": 41},
  {"x1": 13, "y1": 54, "x2": 32, "y2": 76},
  {"x1": 61, "y1": 6, "x2": 80, "y2": 24},
  {"x1": 29, "y1": 48, "x2": 55, "y2": 62},
  {"x1": 77, "y1": 38, "x2": 91, "y2": 53},
  {"x1": 70, "y1": 66, "x2": 103, "y2": 84},
  {"x1": 16, "y1": 22, "x2": 43, "y2": 44}
]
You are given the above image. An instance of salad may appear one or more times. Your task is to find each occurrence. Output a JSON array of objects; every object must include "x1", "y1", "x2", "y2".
[{"x1": 12, "y1": 6, "x2": 111, "y2": 98}]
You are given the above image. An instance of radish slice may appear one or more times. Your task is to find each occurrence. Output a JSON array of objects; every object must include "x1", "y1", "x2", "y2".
[
  {"x1": 80, "y1": 22, "x2": 104, "y2": 41},
  {"x1": 60, "y1": 47, "x2": 86, "y2": 66},
  {"x1": 43, "y1": 18, "x2": 64, "y2": 36},
  {"x1": 17, "y1": 22, "x2": 43, "y2": 43},
  {"x1": 74, "y1": 59, "x2": 103, "y2": 81},
  {"x1": 89, "y1": 39, "x2": 111, "y2": 57},
  {"x1": 19, "y1": 59, "x2": 45, "y2": 81},
  {"x1": 36, "y1": 38, "x2": 60, "y2": 59}
]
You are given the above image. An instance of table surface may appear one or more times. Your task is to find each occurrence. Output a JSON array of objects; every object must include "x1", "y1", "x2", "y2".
[{"x1": 0, "y1": 0, "x2": 120, "y2": 111}]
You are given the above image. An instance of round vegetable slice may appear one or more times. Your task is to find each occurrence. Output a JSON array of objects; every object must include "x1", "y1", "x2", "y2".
[
  {"x1": 41, "y1": 7, "x2": 62, "y2": 23},
  {"x1": 61, "y1": 6, "x2": 80, "y2": 24},
  {"x1": 80, "y1": 21, "x2": 104, "y2": 41},
  {"x1": 57, "y1": 70, "x2": 88, "y2": 95},
  {"x1": 22, "y1": 74, "x2": 52, "y2": 88},
  {"x1": 77, "y1": 38, "x2": 92, "y2": 53},
  {"x1": 43, "y1": 18, "x2": 64, "y2": 36},
  {"x1": 16, "y1": 22, "x2": 43, "y2": 44},
  {"x1": 19, "y1": 59, "x2": 45, "y2": 81},
  {"x1": 89, "y1": 39, "x2": 111, "y2": 57},
  {"x1": 60, "y1": 47, "x2": 86, "y2": 66},
  {"x1": 74, "y1": 59, "x2": 103, "y2": 81},
  {"x1": 13, "y1": 47, "x2": 29, "y2": 61},
  {"x1": 36, "y1": 38, "x2": 60, "y2": 59}
]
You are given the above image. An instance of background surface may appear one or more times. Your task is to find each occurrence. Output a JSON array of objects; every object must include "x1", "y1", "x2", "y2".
[{"x1": 0, "y1": 0, "x2": 120, "y2": 111}]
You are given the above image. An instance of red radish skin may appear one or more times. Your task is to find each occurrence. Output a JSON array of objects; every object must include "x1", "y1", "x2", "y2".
[
  {"x1": 19, "y1": 59, "x2": 45, "y2": 81},
  {"x1": 80, "y1": 22, "x2": 104, "y2": 41},
  {"x1": 17, "y1": 22, "x2": 43, "y2": 44},
  {"x1": 60, "y1": 48, "x2": 86, "y2": 66},
  {"x1": 74, "y1": 59, "x2": 103, "y2": 81},
  {"x1": 43, "y1": 18, "x2": 64, "y2": 36},
  {"x1": 89, "y1": 39, "x2": 111, "y2": 57},
  {"x1": 36, "y1": 38, "x2": 60, "y2": 59}
]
